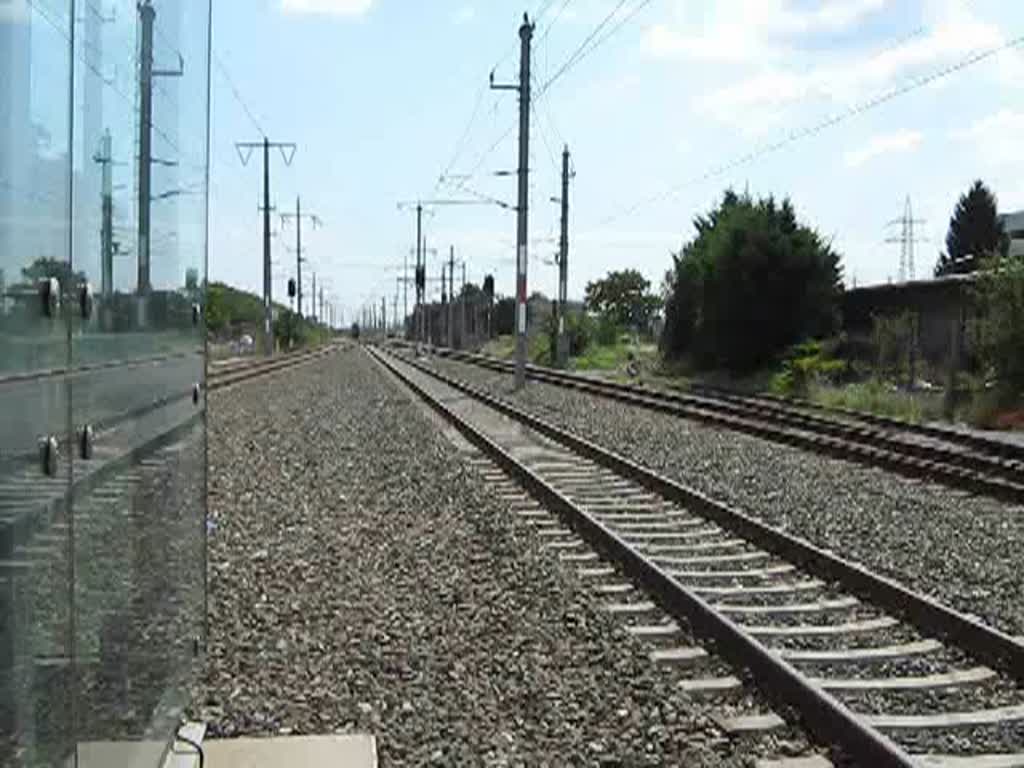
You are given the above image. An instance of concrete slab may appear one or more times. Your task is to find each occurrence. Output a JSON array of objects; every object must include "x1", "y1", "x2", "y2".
[
  {"x1": 73, "y1": 723, "x2": 207, "y2": 768},
  {"x1": 204, "y1": 735, "x2": 378, "y2": 768}
]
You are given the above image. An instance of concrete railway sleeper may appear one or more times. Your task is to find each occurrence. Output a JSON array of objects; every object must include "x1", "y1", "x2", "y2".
[
  {"x1": 418, "y1": 342, "x2": 1024, "y2": 468},
  {"x1": 372, "y1": 344, "x2": 1024, "y2": 768},
  {"x1": 404, "y1": 343, "x2": 1024, "y2": 505}
]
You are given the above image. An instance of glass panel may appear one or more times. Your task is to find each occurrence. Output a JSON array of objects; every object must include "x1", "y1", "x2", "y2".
[
  {"x1": 68, "y1": 0, "x2": 210, "y2": 766},
  {"x1": 0, "y1": 0, "x2": 75, "y2": 765}
]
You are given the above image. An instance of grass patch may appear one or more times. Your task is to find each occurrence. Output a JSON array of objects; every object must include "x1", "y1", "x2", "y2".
[
  {"x1": 481, "y1": 335, "x2": 515, "y2": 360},
  {"x1": 809, "y1": 380, "x2": 944, "y2": 424},
  {"x1": 570, "y1": 340, "x2": 657, "y2": 375}
]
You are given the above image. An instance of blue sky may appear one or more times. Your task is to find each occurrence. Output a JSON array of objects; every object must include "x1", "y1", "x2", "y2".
[{"x1": 207, "y1": 0, "x2": 1024, "y2": 324}]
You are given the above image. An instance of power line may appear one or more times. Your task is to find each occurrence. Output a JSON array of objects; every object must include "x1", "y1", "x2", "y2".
[
  {"x1": 537, "y1": 0, "x2": 628, "y2": 96},
  {"x1": 567, "y1": 0, "x2": 654, "y2": 83},
  {"x1": 449, "y1": 0, "x2": 647, "y2": 194},
  {"x1": 530, "y1": 90, "x2": 560, "y2": 179},
  {"x1": 435, "y1": 82, "x2": 488, "y2": 194},
  {"x1": 153, "y1": 4, "x2": 266, "y2": 139},
  {"x1": 537, "y1": 0, "x2": 654, "y2": 98},
  {"x1": 537, "y1": 0, "x2": 574, "y2": 46},
  {"x1": 212, "y1": 48, "x2": 266, "y2": 138},
  {"x1": 452, "y1": 120, "x2": 517, "y2": 194},
  {"x1": 590, "y1": 32, "x2": 1024, "y2": 231}
]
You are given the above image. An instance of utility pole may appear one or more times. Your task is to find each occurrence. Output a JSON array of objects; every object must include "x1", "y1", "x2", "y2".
[
  {"x1": 438, "y1": 262, "x2": 447, "y2": 346},
  {"x1": 320, "y1": 286, "x2": 325, "y2": 328},
  {"x1": 460, "y1": 261, "x2": 467, "y2": 350},
  {"x1": 137, "y1": 1, "x2": 182, "y2": 318},
  {"x1": 137, "y1": 1, "x2": 154, "y2": 299},
  {"x1": 448, "y1": 246, "x2": 456, "y2": 348},
  {"x1": 492, "y1": 13, "x2": 534, "y2": 389},
  {"x1": 94, "y1": 129, "x2": 115, "y2": 299},
  {"x1": 416, "y1": 204, "x2": 424, "y2": 342},
  {"x1": 311, "y1": 272, "x2": 317, "y2": 323},
  {"x1": 555, "y1": 144, "x2": 572, "y2": 367},
  {"x1": 280, "y1": 196, "x2": 322, "y2": 319},
  {"x1": 399, "y1": 197, "x2": 504, "y2": 341},
  {"x1": 236, "y1": 138, "x2": 297, "y2": 356},
  {"x1": 382, "y1": 296, "x2": 387, "y2": 336}
]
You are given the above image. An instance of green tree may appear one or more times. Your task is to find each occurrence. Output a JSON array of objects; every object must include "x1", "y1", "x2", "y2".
[
  {"x1": 458, "y1": 282, "x2": 484, "y2": 302},
  {"x1": 19, "y1": 257, "x2": 87, "y2": 290},
  {"x1": 584, "y1": 269, "x2": 661, "y2": 330},
  {"x1": 205, "y1": 283, "x2": 229, "y2": 334},
  {"x1": 934, "y1": 180, "x2": 1009, "y2": 276},
  {"x1": 494, "y1": 296, "x2": 515, "y2": 335},
  {"x1": 203, "y1": 282, "x2": 274, "y2": 337},
  {"x1": 661, "y1": 189, "x2": 843, "y2": 373},
  {"x1": 972, "y1": 254, "x2": 1024, "y2": 397}
]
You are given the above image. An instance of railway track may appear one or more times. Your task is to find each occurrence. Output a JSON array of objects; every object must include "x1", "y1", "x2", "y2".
[
  {"x1": 403, "y1": 343, "x2": 1024, "y2": 505},
  {"x1": 1, "y1": 342, "x2": 345, "y2": 765},
  {"x1": 373, "y1": 344, "x2": 1024, "y2": 768},
  {"x1": 208, "y1": 343, "x2": 341, "y2": 390},
  {"x1": 0, "y1": 342, "x2": 343, "y2": 563}
]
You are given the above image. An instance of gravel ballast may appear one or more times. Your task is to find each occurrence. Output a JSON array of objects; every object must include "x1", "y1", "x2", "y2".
[
  {"x1": 423, "y1": 355, "x2": 1024, "y2": 638},
  {"x1": 191, "y1": 348, "x2": 778, "y2": 766}
]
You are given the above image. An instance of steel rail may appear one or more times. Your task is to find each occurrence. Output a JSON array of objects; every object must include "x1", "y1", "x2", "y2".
[
  {"x1": 207, "y1": 344, "x2": 340, "y2": 390},
  {"x1": 370, "y1": 345, "x2": 919, "y2": 768},
  {"x1": 0, "y1": 348, "x2": 203, "y2": 388},
  {"x1": 379, "y1": 346, "x2": 1024, "y2": 681},
  {"x1": 412, "y1": 344, "x2": 1024, "y2": 504},
  {"x1": 691, "y1": 382, "x2": 1024, "y2": 464},
  {"x1": 434, "y1": 342, "x2": 1024, "y2": 465}
]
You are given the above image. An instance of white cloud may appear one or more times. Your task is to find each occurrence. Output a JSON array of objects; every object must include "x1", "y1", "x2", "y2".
[
  {"x1": 645, "y1": 0, "x2": 888, "y2": 63},
  {"x1": 844, "y1": 129, "x2": 922, "y2": 168},
  {"x1": 951, "y1": 109, "x2": 1024, "y2": 170},
  {"x1": 952, "y1": 109, "x2": 1024, "y2": 141},
  {"x1": 692, "y1": 1, "x2": 1021, "y2": 130},
  {"x1": 280, "y1": 0, "x2": 374, "y2": 16},
  {"x1": 452, "y1": 5, "x2": 475, "y2": 25}
]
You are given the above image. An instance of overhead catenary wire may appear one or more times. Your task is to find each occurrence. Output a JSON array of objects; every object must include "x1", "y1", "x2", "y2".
[
  {"x1": 434, "y1": 81, "x2": 489, "y2": 194},
  {"x1": 536, "y1": 0, "x2": 637, "y2": 98},
  {"x1": 530, "y1": 89, "x2": 561, "y2": 181},
  {"x1": 447, "y1": 0, "x2": 648, "y2": 195},
  {"x1": 212, "y1": 48, "x2": 266, "y2": 138},
  {"x1": 547, "y1": 0, "x2": 655, "y2": 94},
  {"x1": 537, "y1": 0, "x2": 574, "y2": 46}
]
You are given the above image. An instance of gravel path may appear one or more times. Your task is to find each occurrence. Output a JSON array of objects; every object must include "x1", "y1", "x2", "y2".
[
  {"x1": 424, "y1": 354, "x2": 1024, "y2": 639},
  {"x1": 191, "y1": 348, "x2": 766, "y2": 767}
]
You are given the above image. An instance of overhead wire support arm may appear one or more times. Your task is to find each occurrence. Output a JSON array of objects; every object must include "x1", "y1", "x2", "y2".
[
  {"x1": 488, "y1": 13, "x2": 534, "y2": 390},
  {"x1": 236, "y1": 139, "x2": 298, "y2": 356},
  {"x1": 280, "y1": 196, "x2": 323, "y2": 318},
  {"x1": 136, "y1": 0, "x2": 185, "y2": 304}
]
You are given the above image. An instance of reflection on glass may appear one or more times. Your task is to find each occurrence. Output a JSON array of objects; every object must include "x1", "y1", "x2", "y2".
[
  {"x1": 1, "y1": 1, "x2": 75, "y2": 765},
  {"x1": 1, "y1": 0, "x2": 209, "y2": 765}
]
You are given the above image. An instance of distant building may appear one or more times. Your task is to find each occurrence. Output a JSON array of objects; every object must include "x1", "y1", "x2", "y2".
[
  {"x1": 842, "y1": 273, "x2": 977, "y2": 368},
  {"x1": 998, "y1": 210, "x2": 1024, "y2": 258}
]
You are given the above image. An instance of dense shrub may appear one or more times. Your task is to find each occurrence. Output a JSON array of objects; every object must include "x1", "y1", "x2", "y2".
[
  {"x1": 971, "y1": 255, "x2": 1024, "y2": 400},
  {"x1": 769, "y1": 340, "x2": 848, "y2": 397},
  {"x1": 662, "y1": 190, "x2": 843, "y2": 373}
]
